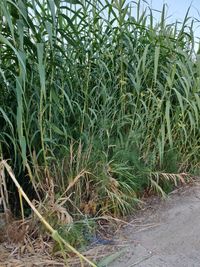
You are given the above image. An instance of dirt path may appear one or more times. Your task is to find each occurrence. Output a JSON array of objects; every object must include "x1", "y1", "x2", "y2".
[
  {"x1": 109, "y1": 182, "x2": 200, "y2": 267},
  {"x1": 1, "y1": 183, "x2": 200, "y2": 266}
]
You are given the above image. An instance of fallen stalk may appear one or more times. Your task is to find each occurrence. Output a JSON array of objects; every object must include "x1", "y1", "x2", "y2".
[{"x1": 1, "y1": 160, "x2": 97, "y2": 267}]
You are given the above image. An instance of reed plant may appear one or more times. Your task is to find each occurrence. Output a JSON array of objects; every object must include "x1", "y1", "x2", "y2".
[{"x1": 0, "y1": 0, "x2": 200, "y2": 241}]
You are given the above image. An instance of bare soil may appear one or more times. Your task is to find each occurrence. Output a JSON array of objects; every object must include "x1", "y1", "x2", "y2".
[
  {"x1": 1, "y1": 182, "x2": 200, "y2": 266},
  {"x1": 109, "y1": 182, "x2": 200, "y2": 267}
]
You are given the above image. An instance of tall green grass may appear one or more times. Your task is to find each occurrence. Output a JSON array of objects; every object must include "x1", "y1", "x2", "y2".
[{"x1": 0, "y1": 0, "x2": 200, "y2": 220}]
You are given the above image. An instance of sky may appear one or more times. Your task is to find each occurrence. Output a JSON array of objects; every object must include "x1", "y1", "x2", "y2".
[
  {"x1": 125, "y1": 1, "x2": 200, "y2": 36},
  {"x1": 143, "y1": 0, "x2": 200, "y2": 50},
  {"x1": 149, "y1": 0, "x2": 200, "y2": 34},
  {"x1": 150, "y1": 0, "x2": 199, "y2": 21}
]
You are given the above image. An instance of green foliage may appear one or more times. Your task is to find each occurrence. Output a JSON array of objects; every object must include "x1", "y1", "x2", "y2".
[
  {"x1": 56, "y1": 219, "x2": 96, "y2": 250},
  {"x1": 0, "y1": 0, "x2": 200, "y2": 223}
]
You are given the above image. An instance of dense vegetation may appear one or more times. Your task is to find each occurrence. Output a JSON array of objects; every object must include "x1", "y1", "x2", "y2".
[{"x1": 0, "y1": 0, "x2": 200, "y2": 236}]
